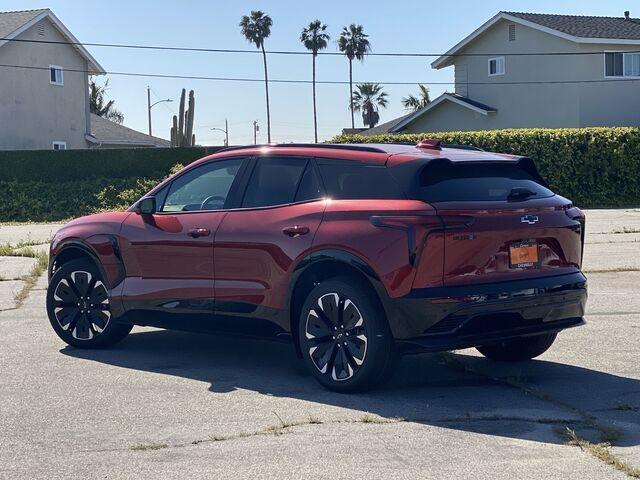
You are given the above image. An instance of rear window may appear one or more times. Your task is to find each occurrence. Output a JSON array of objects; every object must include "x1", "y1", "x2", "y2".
[
  {"x1": 318, "y1": 161, "x2": 405, "y2": 200},
  {"x1": 419, "y1": 162, "x2": 554, "y2": 202}
]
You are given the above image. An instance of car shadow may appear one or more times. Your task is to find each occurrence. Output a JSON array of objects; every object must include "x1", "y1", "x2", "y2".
[{"x1": 60, "y1": 328, "x2": 640, "y2": 447}]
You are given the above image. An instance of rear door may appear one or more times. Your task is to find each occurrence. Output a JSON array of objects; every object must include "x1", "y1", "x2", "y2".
[
  {"x1": 417, "y1": 161, "x2": 583, "y2": 286},
  {"x1": 213, "y1": 156, "x2": 326, "y2": 334}
]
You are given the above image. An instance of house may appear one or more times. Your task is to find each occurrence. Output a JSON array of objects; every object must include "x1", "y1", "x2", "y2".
[
  {"x1": 87, "y1": 114, "x2": 170, "y2": 148},
  {"x1": 361, "y1": 11, "x2": 640, "y2": 135},
  {"x1": 0, "y1": 9, "x2": 167, "y2": 150}
]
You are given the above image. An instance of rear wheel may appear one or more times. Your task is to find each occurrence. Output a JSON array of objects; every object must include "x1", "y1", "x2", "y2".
[
  {"x1": 298, "y1": 277, "x2": 394, "y2": 392},
  {"x1": 46, "y1": 259, "x2": 132, "y2": 348},
  {"x1": 476, "y1": 333, "x2": 557, "y2": 361}
]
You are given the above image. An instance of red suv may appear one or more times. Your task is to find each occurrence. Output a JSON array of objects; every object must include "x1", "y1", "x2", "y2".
[{"x1": 47, "y1": 142, "x2": 587, "y2": 391}]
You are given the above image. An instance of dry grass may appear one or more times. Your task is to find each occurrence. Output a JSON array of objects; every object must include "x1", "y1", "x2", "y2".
[
  {"x1": 612, "y1": 227, "x2": 640, "y2": 234},
  {"x1": 13, "y1": 252, "x2": 48, "y2": 308},
  {"x1": 560, "y1": 428, "x2": 640, "y2": 478},
  {"x1": 130, "y1": 442, "x2": 169, "y2": 451}
]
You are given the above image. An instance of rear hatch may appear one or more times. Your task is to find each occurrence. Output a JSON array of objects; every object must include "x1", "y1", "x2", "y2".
[{"x1": 415, "y1": 159, "x2": 583, "y2": 287}]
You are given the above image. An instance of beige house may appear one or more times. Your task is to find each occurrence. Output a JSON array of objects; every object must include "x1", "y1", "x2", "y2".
[
  {"x1": 362, "y1": 11, "x2": 640, "y2": 135},
  {"x1": 0, "y1": 9, "x2": 167, "y2": 150}
]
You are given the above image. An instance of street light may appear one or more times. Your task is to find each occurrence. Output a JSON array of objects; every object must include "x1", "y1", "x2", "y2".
[
  {"x1": 210, "y1": 119, "x2": 229, "y2": 146},
  {"x1": 147, "y1": 86, "x2": 172, "y2": 136}
]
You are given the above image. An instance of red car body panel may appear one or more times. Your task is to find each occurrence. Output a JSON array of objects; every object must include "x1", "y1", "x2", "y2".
[{"x1": 214, "y1": 200, "x2": 325, "y2": 311}]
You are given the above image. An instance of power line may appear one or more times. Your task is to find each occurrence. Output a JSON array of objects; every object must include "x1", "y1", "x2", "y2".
[
  {"x1": 1, "y1": 36, "x2": 639, "y2": 57},
  {"x1": 3, "y1": 62, "x2": 640, "y2": 86}
]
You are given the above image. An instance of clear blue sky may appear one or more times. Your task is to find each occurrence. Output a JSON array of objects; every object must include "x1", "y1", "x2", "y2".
[{"x1": 2, "y1": 0, "x2": 635, "y2": 144}]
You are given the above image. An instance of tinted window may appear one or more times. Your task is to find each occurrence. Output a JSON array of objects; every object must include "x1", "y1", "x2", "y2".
[
  {"x1": 318, "y1": 161, "x2": 404, "y2": 200},
  {"x1": 294, "y1": 162, "x2": 324, "y2": 202},
  {"x1": 242, "y1": 157, "x2": 307, "y2": 208},
  {"x1": 162, "y1": 158, "x2": 243, "y2": 212},
  {"x1": 419, "y1": 162, "x2": 554, "y2": 202}
]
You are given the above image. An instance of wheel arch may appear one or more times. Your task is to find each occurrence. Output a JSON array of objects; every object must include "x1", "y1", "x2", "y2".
[
  {"x1": 287, "y1": 249, "x2": 392, "y2": 358},
  {"x1": 50, "y1": 236, "x2": 124, "y2": 289}
]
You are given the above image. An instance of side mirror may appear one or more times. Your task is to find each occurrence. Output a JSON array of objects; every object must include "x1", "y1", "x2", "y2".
[{"x1": 138, "y1": 196, "x2": 157, "y2": 215}]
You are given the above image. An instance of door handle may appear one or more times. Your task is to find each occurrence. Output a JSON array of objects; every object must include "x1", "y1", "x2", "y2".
[
  {"x1": 188, "y1": 227, "x2": 211, "y2": 238},
  {"x1": 282, "y1": 225, "x2": 310, "y2": 237}
]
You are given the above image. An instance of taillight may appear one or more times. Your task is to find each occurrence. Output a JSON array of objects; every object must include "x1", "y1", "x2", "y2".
[
  {"x1": 369, "y1": 214, "x2": 474, "y2": 265},
  {"x1": 565, "y1": 205, "x2": 585, "y2": 266}
]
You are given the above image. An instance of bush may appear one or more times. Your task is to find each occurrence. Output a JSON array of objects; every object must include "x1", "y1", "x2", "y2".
[
  {"x1": 332, "y1": 127, "x2": 640, "y2": 208},
  {"x1": 0, "y1": 176, "x2": 162, "y2": 222},
  {"x1": 0, "y1": 147, "x2": 222, "y2": 182}
]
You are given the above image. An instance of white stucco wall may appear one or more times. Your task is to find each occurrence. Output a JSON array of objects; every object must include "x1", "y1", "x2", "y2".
[{"x1": 0, "y1": 17, "x2": 90, "y2": 150}]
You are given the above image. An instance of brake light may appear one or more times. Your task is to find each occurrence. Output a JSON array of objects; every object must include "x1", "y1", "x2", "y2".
[
  {"x1": 417, "y1": 139, "x2": 442, "y2": 150},
  {"x1": 369, "y1": 214, "x2": 474, "y2": 265}
]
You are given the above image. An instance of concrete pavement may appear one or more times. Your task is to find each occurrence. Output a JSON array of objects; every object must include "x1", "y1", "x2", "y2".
[{"x1": 0, "y1": 210, "x2": 638, "y2": 479}]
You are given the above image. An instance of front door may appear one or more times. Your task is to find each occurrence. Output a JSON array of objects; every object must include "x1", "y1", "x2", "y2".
[
  {"x1": 119, "y1": 157, "x2": 246, "y2": 326},
  {"x1": 214, "y1": 156, "x2": 326, "y2": 335}
]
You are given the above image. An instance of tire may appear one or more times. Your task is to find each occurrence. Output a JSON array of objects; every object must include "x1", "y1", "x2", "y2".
[
  {"x1": 46, "y1": 258, "x2": 132, "y2": 348},
  {"x1": 298, "y1": 277, "x2": 394, "y2": 392},
  {"x1": 476, "y1": 333, "x2": 557, "y2": 361}
]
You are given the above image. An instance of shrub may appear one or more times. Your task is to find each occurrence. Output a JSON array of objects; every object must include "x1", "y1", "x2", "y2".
[
  {"x1": 331, "y1": 127, "x2": 640, "y2": 208},
  {"x1": 0, "y1": 147, "x2": 222, "y2": 182}
]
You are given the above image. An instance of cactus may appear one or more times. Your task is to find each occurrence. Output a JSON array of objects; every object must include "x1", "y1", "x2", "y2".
[{"x1": 170, "y1": 88, "x2": 196, "y2": 147}]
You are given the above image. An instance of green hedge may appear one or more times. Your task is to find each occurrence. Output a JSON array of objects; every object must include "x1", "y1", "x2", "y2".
[
  {"x1": 0, "y1": 146, "x2": 222, "y2": 182},
  {"x1": 332, "y1": 127, "x2": 640, "y2": 208}
]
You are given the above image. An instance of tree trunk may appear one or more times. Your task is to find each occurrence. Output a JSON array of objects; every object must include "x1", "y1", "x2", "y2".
[
  {"x1": 349, "y1": 58, "x2": 354, "y2": 129},
  {"x1": 312, "y1": 53, "x2": 318, "y2": 143},
  {"x1": 261, "y1": 43, "x2": 271, "y2": 143}
]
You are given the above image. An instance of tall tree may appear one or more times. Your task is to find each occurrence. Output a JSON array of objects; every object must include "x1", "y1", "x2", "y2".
[
  {"x1": 240, "y1": 10, "x2": 273, "y2": 143},
  {"x1": 300, "y1": 20, "x2": 330, "y2": 143},
  {"x1": 338, "y1": 24, "x2": 370, "y2": 129},
  {"x1": 401, "y1": 84, "x2": 431, "y2": 111},
  {"x1": 351, "y1": 83, "x2": 388, "y2": 128},
  {"x1": 89, "y1": 78, "x2": 124, "y2": 124}
]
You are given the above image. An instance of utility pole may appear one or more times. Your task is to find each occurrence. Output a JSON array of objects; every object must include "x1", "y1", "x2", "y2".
[
  {"x1": 210, "y1": 119, "x2": 229, "y2": 147},
  {"x1": 147, "y1": 87, "x2": 172, "y2": 137},
  {"x1": 253, "y1": 120, "x2": 259, "y2": 145},
  {"x1": 147, "y1": 87, "x2": 152, "y2": 136}
]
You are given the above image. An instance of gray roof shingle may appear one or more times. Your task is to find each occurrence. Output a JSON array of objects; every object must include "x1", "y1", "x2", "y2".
[
  {"x1": 504, "y1": 11, "x2": 640, "y2": 40},
  {"x1": 90, "y1": 114, "x2": 170, "y2": 147},
  {"x1": 0, "y1": 9, "x2": 48, "y2": 38},
  {"x1": 359, "y1": 113, "x2": 412, "y2": 136}
]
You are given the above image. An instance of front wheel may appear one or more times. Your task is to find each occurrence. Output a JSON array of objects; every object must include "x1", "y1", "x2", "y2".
[
  {"x1": 476, "y1": 333, "x2": 557, "y2": 361},
  {"x1": 46, "y1": 259, "x2": 132, "y2": 348},
  {"x1": 298, "y1": 277, "x2": 394, "y2": 392}
]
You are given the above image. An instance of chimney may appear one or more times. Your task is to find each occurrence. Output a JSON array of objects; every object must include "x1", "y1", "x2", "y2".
[{"x1": 624, "y1": 11, "x2": 630, "y2": 20}]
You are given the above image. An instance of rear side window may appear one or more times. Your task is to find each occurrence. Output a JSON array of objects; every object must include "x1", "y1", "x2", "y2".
[
  {"x1": 317, "y1": 161, "x2": 404, "y2": 200},
  {"x1": 242, "y1": 157, "x2": 307, "y2": 208},
  {"x1": 419, "y1": 162, "x2": 554, "y2": 202}
]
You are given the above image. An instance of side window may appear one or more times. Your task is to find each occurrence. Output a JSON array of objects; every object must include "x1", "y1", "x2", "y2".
[
  {"x1": 317, "y1": 160, "x2": 405, "y2": 200},
  {"x1": 242, "y1": 157, "x2": 307, "y2": 208},
  {"x1": 294, "y1": 162, "x2": 324, "y2": 202},
  {"x1": 161, "y1": 158, "x2": 243, "y2": 212}
]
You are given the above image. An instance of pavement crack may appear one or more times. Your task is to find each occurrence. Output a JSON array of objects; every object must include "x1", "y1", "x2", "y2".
[{"x1": 442, "y1": 353, "x2": 639, "y2": 478}]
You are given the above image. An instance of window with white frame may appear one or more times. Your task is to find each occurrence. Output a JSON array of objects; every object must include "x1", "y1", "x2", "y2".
[
  {"x1": 605, "y1": 52, "x2": 640, "y2": 77},
  {"x1": 49, "y1": 65, "x2": 63, "y2": 85},
  {"x1": 488, "y1": 56, "x2": 505, "y2": 76},
  {"x1": 52, "y1": 141, "x2": 67, "y2": 150}
]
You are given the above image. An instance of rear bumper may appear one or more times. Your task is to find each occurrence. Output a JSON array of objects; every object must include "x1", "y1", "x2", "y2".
[{"x1": 386, "y1": 272, "x2": 587, "y2": 353}]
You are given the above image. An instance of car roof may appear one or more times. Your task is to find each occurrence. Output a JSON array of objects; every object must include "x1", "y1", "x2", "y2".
[{"x1": 192, "y1": 143, "x2": 522, "y2": 168}]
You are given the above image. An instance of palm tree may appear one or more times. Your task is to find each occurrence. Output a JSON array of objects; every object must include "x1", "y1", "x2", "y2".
[
  {"x1": 351, "y1": 83, "x2": 388, "y2": 128},
  {"x1": 401, "y1": 84, "x2": 431, "y2": 111},
  {"x1": 240, "y1": 11, "x2": 273, "y2": 143},
  {"x1": 300, "y1": 20, "x2": 330, "y2": 143},
  {"x1": 338, "y1": 24, "x2": 370, "y2": 129},
  {"x1": 89, "y1": 78, "x2": 124, "y2": 124}
]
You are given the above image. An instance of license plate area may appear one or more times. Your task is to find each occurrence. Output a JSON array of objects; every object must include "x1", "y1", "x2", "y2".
[{"x1": 509, "y1": 239, "x2": 539, "y2": 269}]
